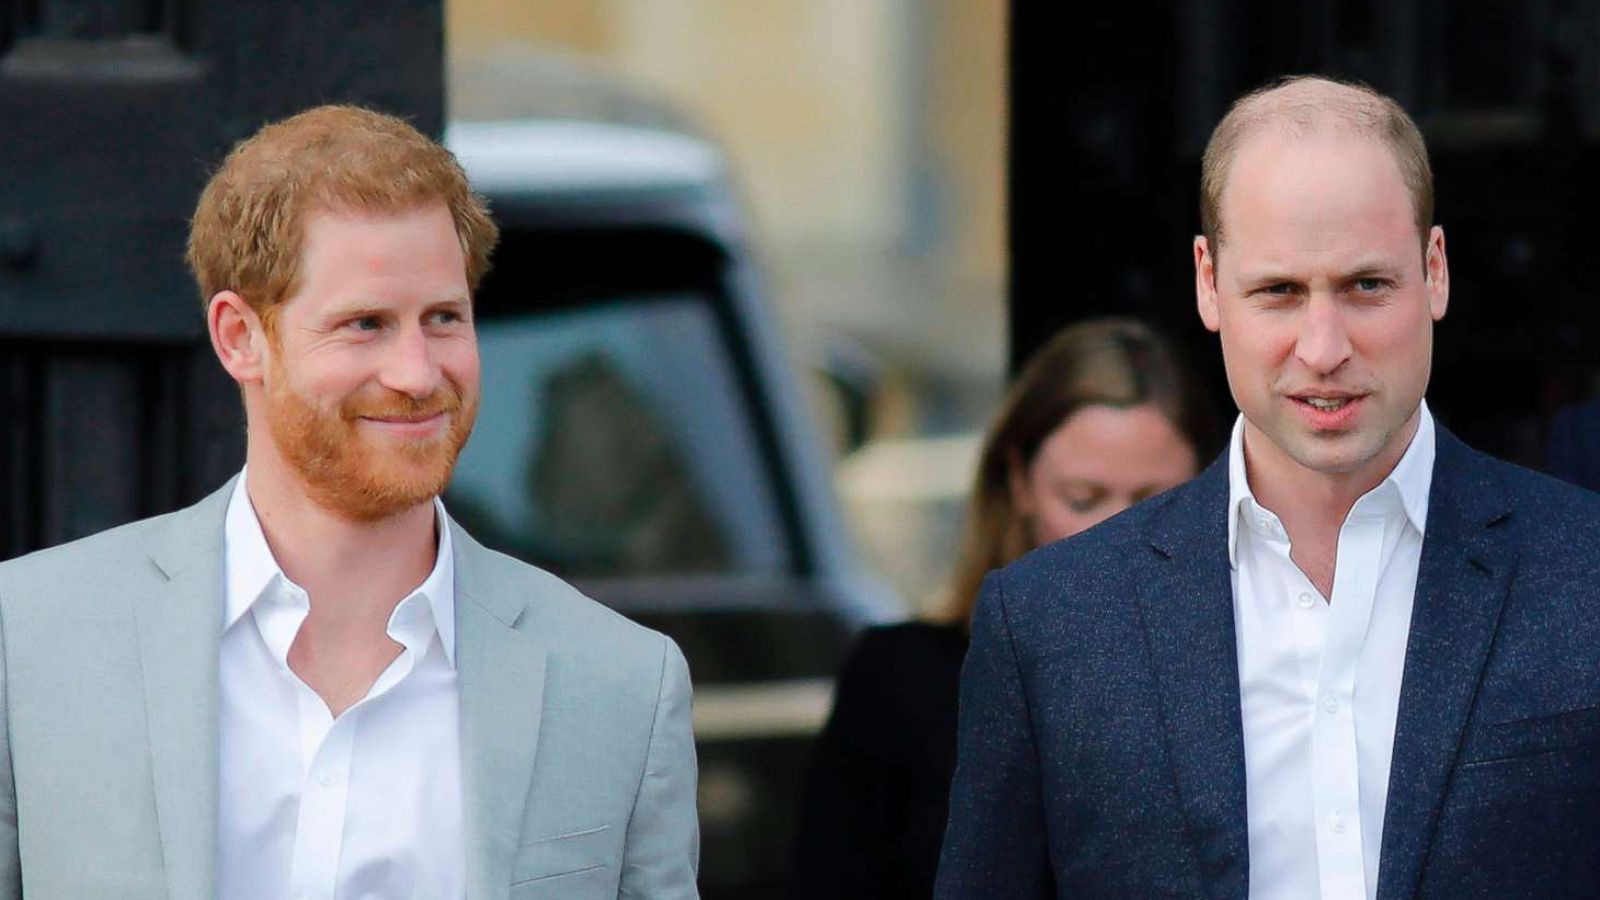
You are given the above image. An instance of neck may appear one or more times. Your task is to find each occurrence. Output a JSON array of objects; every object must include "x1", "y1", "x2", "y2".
[
  {"x1": 244, "y1": 441, "x2": 438, "y2": 623},
  {"x1": 1241, "y1": 410, "x2": 1419, "y2": 595}
]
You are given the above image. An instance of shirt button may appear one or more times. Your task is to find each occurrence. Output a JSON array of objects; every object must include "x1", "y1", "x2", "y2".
[
  {"x1": 1296, "y1": 591, "x2": 1315, "y2": 609},
  {"x1": 1330, "y1": 813, "x2": 1347, "y2": 834},
  {"x1": 1323, "y1": 696, "x2": 1340, "y2": 715},
  {"x1": 316, "y1": 771, "x2": 336, "y2": 787}
]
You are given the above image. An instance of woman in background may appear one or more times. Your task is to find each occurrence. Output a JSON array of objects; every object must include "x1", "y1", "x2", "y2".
[{"x1": 792, "y1": 317, "x2": 1216, "y2": 899}]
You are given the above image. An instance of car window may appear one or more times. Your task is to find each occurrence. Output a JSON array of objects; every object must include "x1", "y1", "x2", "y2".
[{"x1": 446, "y1": 294, "x2": 792, "y2": 578}]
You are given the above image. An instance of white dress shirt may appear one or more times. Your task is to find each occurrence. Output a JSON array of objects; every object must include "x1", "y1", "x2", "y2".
[
  {"x1": 1229, "y1": 404, "x2": 1435, "y2": 900},
  {"x1": 218, "y1": 473, "x2": 465, "y2": 900}
]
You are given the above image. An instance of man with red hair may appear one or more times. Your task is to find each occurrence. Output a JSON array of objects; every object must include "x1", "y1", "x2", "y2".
[{"x1": 0, "y1": 106, "x2": 700, "y2": 899}]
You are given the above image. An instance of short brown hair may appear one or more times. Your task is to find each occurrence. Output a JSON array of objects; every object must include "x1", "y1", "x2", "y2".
[
  {"x1": 1200, "y1": 75, "x2": 1433, "y2": 252},
  {"x1": 940, "y1": 318, "x2": 1215, "y2": 627},
  {"x1": 187, "y1": 105, "x2": 498, "y2": 325}
]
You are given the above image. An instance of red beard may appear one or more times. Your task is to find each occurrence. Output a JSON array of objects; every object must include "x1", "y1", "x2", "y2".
[{"x1": 264, "y1": 363, "x2": 478, "y2": 521}]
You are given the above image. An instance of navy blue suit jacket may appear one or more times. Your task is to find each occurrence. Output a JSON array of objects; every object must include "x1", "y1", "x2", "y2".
[{"x1": 935, "y1": 427, "x2": 1600, "y2": 899}]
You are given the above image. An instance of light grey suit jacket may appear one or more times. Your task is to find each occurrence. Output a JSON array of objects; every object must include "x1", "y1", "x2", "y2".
[{"x1": 0, "y1": 480, "x2": 700, "y2": 899}]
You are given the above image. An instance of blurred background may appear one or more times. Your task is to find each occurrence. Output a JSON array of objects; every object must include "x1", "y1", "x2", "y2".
[{"x1": 447, "y1": 0, "x2": 1009, "y2": 617}]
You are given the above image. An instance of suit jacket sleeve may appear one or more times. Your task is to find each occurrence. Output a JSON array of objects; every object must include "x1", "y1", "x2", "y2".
[
  {"x1": 934, "y1": 572, "x2": 1051, "y2": 899},
  {"x1": 618, "y1": 636, "x2": 700, "y2": 899}
]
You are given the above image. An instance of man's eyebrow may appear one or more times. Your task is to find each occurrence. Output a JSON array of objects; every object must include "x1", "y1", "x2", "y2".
[
  {"x1": 1342, "y1": 262, "x2": 1402, "y2": 279},
  {"x1": 313, "y1": 302, "x2": 386, "y2": 321},
  {"x1": 1233, "y1": 260, "x2": 1405, "y2": 285},
  {"x1": 317, "y1": 296, "x2": 471, "y2": 318},
  {"x1": 1234, "y1": 268, "x2": 1300, "y2": 285}
]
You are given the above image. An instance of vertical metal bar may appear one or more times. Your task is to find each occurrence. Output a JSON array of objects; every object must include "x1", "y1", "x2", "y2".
[
  {"x1": 180, "y1": 343, "x2": 245, "y2": 504},
  {"x1": 139, "y1": 348, "x2": 181, "y2": 516},
  {"x1": 0, "y1": 347, "x2": 41, "y2": 557},
  {"x1": 1376, "y1": 0, "x2": 1419, "y2": 111},
  {"x1": 39, "y1": 353, "x2": 144, "y2": 545}
]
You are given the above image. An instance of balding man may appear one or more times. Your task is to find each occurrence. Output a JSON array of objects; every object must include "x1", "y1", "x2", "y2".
[{"x1": 935, "y1": 75, "x2": 1600, "y2": 899}]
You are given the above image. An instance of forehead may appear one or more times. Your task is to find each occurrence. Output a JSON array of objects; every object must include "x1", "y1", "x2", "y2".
[
  {"x1": 276, "y1": 203, "x2": 467, "y2": 323},
  {"x1": 296, "y1": 204, "x2": 465, "y2": 283},
  {"x1": 1216, "y1": 130, "x2": 1417, "y2": 271},
  {"x1": 1033, "y1": 404, "x2": 1194, "y2": 481},
  {"x1": 299, "y1": 202, "x2": 459, "y2": 254}
]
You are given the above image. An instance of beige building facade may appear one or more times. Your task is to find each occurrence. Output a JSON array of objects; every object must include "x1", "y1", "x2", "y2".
[{"x1": 447, "y1": 0, "x2": 1007, "y2": 609}]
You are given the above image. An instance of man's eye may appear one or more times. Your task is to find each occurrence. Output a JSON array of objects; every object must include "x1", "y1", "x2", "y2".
[
  {"x1": 351, "y1": 317, "x2": 382, "y2": 331},
  {"x1": 432, "y1": 310, "x2": 461, "y2": 325},
  {"x1": 1262, "y1": 283, "x2": 1295, "y2": 295},
  {"x1": 1355, "y1": 277, "x2": 1386, "y2": 292}
]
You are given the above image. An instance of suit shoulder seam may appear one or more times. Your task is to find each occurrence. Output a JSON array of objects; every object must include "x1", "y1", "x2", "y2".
[
  {"x1": 619, "y1": 634, "x2": 672, "y2": 852},
  {"x1": 992, "y1": 572, "x2": 1045, "y2": 770}
]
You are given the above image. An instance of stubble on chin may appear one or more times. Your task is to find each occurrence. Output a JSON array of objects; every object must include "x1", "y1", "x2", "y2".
[{"x1": 1274, "y1": 415, "x2": 1403, "y2": 481}]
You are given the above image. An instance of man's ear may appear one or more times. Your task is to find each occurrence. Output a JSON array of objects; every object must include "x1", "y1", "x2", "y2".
[
  {"x1": 207, "y1": 291, "x2": 268, "y2": 385},
  {"x1": 1424, "y1": 225, "x2": 1449, "y2": 321},
  {"x1": 1195, "y1": 235, "x2": 1221, "y2": 333}
]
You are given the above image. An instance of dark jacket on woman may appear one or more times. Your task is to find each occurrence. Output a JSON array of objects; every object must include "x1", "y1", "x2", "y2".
[{"x1": 792, "y1": 621, "x2": 970, "y2": 900}]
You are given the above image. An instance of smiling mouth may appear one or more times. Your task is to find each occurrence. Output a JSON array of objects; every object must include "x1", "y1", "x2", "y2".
[
  {"x1": 364, "y1": 412, "x2": 445, "y2": 424},
  {"x1": 1302, "y1": 397, "x2": 1350, "y2": 411},
  {"x1": 1289, "y1": 393, "x2": 1367, "y2": 413}
]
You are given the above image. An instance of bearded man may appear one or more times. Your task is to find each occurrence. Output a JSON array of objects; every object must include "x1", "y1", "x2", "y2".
[{"x1": 0, "y1": 106, "x2": 699, "y2": 899}]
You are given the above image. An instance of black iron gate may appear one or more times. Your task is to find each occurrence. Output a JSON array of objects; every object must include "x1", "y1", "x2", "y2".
[
  {"x1": 0, "y1": 0, "x2": 443, "y2": 555},
  {"x1": 1010, "y1": 0, "x2": 1600, "y2": 469}
]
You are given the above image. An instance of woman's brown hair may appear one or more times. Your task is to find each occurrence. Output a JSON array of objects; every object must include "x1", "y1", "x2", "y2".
[{"x1": 941, "y1": 317, "x2": 1214, "y2": 626}]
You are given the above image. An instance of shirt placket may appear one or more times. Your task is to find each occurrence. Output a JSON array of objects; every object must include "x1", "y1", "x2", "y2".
[
  {"x1": 1311, "y1": 513, "x2": 1385, "y2": 900},
  {"x1": 273, "y1": 590, "x2": 427, "y2": 900},
  {"x1": 287, "y1": 687, "x2": 356, "y2": 900},
  {"x1": 1275, "y1": 552, "x2": 1326, "y2": 698}
]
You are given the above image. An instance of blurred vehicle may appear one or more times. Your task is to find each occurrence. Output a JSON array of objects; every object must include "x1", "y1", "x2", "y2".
[{"x1": 443, "y1": 118, "x2": 901, "y2": 898}]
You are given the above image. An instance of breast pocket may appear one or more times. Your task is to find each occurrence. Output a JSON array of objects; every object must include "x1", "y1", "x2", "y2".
[
  {"x1": 1451, "y1": 705, "x2": 1600, "y2": 808},
  {"x1": 1459, "y1": 705, "x2": 1600, "y2": 766},
  {"x1": 1435, "y1": 706, "x2": 1600, "y2": 890},
  {"x1": 511, "y1": 824, "x2": 615, "y2": 891}
]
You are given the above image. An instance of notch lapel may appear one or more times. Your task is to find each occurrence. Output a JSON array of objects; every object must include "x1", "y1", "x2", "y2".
[
  {"x1": 453, "y1": 525, "x2": 548, "y2": 900},
  {"x1": 1134, "y1": 458, "x2": 1250, "y2": 900},
  {"x1": 1375, "y1": 432, "x2": 1515, "y2": 900},
  {"x1": 136, "y1": 482, "x2": 233, "y2": 900}
]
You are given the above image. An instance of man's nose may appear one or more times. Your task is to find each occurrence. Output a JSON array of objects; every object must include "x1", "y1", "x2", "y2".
[
  {"x1": 1294, "y1": 295, "x2": 1353, "y2": 375},
  {"x1": 379, "y1": 326, "x2": 443, "y2": 398}
]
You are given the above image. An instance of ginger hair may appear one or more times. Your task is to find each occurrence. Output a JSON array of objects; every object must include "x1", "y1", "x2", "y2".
[{"x1": 187, "y1": 105, "x2": 498, "y2": 329}]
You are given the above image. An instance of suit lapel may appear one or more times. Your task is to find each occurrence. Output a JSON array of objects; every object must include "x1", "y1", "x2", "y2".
[
  {"x1": 1375, "y1": 431, "x2": 1515, "y2": 900},
  {"x1": 453, "y1": 524, "x2": 548, "y2": 900},
  {"x1": 129, "y1": 486, "x2": 556, "y2": 900},
  {"x1": 1134, "y1": 457, "x2": 1250, "y2": 900},
  {"x1": 137, "y1": 481, "x2": 233, "y2": 900}
]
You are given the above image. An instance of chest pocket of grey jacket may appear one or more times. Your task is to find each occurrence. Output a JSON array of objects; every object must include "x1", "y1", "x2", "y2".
[{"x1": 512, "y1": 824, "x2": 614, "y2": 887}]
